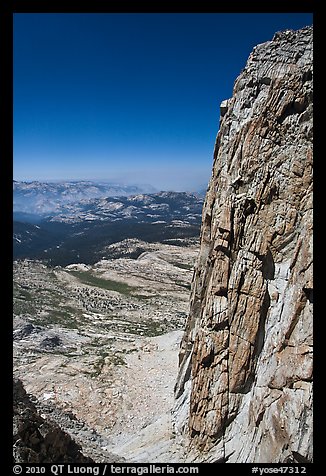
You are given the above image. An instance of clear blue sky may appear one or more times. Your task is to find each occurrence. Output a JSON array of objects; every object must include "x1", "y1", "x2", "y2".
[{"x1": 14, "y1": 13, "x2": 313, "y2": 191}]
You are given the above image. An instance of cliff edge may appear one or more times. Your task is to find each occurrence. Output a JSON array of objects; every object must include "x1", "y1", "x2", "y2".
[
  {"x1": 174, "y1": 26, "x2": 313, "y2": 463},
  {"x1": 13, "y1": 379, "x2": 94, "y2": 463}
]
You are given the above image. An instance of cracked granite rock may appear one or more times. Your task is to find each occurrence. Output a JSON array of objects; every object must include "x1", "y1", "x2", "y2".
[{"x1": 173, "y1": 26, "x2": 313, "y2": 463}]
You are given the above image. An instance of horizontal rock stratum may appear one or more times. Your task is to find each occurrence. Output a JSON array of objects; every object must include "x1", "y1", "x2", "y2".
[{"x1": 174, "y1": 26, "x2": 313, "y2": 463}]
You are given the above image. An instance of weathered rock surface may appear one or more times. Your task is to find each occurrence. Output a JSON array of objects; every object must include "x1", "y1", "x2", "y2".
[
  {"x1": 13, "y1": 242, "x2": 198, "y2": 461},
  {"x1": 174, "y1": 26, "x2": 313, "y2": 463},
  {"x1": 13, "y1": 378, "x2": 93, "y2": 463}
]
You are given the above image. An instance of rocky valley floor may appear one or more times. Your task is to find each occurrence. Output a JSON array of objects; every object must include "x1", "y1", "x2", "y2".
[{"x1": 13, "y1": 239, "x2": 198, "y2": 462}]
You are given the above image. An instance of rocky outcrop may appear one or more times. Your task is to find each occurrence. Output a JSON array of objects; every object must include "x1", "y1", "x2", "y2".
[
  {"x1": 13, "y1": 379, "x2": 93, "y2": 463},
  {"x1": 174, "y1": 26, "x2": 313, "y2": 463}
]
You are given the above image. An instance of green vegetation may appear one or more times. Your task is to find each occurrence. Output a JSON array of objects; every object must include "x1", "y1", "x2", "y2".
[
  {"x1": 97, "y1": 315, "x2": 166, "y2": 337},
  {"x1": 47, "y1": 308, "x2": 80, "y2": 329},
  {"x1": 13, "y1": 288, "x2": 36, "y2": 315},
  {"x1": 14, "y1": 218, "x2": 201, "y2": 267},
  {"x1": 90, "y1": 351, "x2": 126, "y2": 377},
  {"x1": 170, "y1": 261, "x2": 193, "y2": 270},
  {"x1": 90, "y1": 353, "x2": 108, "y2": 377},
  {"x1": 174, "y1": 280, "x2": 191, "y2": 290},
  {"x1": 14, "y1": 287, "x2": 33, "y2": 301},
  {"x1": 132, "y1": 293, "x2": 158, "y2": 300},
  {"x1": 68, "y1": 270, "x2": 138, "y2": 295},
  {"x1": 142, "y1": 319, "x2": 166, "y2": 337},
  {"x1": 30, "y1": 307, "x2": 81, "y2": 329}
]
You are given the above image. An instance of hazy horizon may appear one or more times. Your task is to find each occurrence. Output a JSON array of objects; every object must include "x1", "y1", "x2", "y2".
[
  {"x1": 13, "y1": 174, "x2": 209, "y2": 193},
  {"x1": 14, "y1": 13, "x2": 312, "y2": 192}
]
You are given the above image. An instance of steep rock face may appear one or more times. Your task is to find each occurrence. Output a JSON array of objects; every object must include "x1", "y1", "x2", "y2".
[
  {"x1": 13, "y1": 379, "x2": 93, "y2": 463},
  {"x1": 174, "y1": 26, "x2": 313, "y2": 463}
]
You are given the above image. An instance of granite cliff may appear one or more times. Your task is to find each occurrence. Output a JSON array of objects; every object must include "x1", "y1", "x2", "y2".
[
  {"x1": 12, "y1": 26, "x2": 313, "y2": 465},
  {"x1": 174, "y1": 26, "x2": 313, "y2": 463}
]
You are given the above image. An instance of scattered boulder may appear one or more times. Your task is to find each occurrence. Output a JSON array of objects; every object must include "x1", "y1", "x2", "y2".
[
  {"x1": 13, "y1": 323, "x2": 41, "y2": 340},
  {"x1": 40, "y1": 336, "x2": 62, "y2": 349}
]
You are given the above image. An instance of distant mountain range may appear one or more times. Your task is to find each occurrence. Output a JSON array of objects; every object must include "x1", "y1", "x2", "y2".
[
  {"x1": 38, "y1": 191, "x2": 203, "y2": 224},
  {"x1": 13, "y1": 182, "x2": 204, "y2": 266},
  {"x1": 13, "y1": 180, "x2": 157, "y2": 217}
]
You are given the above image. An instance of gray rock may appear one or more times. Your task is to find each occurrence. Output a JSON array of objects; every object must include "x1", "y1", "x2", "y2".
[
  {"x1": 219, "y1": 99, "x2": 229, "y2": 117},
  {"x1": 13, "y1": 379, "x2": 93, "y2": 463},
  {"x1": 40, "y1": 336, "x2": 62, "y2": 349},
  {"x1": 173, "y1": 26, "x2": 313, "y2": 463},
  {"x1": 14, "y1": 323, "x2": 40, "y2": 340}
]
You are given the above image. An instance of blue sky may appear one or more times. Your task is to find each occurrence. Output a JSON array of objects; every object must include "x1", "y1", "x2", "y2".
[{"x1": 14, "y1": 13, "x2": 313, "y2": 191}]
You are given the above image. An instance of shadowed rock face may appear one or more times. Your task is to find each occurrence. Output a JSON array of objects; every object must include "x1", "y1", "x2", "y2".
[
  {"x1": 174, "y1": 26, "x2": 313, "y2": 463},
  {"x1": 13, "y1": 379, "x2": 94, "y2": 463}
]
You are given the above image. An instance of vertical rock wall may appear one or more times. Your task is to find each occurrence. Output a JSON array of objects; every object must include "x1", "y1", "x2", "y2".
[{"x1": 174, "y1": 26, "x2": 313, "y2": 463}]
